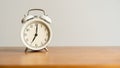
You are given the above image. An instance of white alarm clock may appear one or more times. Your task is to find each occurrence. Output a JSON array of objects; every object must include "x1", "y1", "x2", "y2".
[{"x1": 21, "y1": 9, "x2": 52, "y2": 51}]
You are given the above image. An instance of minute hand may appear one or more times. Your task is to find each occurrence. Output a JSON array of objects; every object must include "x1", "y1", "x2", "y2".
[
  {"x1": 31, "y1": 24, "x2": 38, "y2": 43},
  {"x1": 36, "y1": 24, "x2": 38, "y2": 34}
]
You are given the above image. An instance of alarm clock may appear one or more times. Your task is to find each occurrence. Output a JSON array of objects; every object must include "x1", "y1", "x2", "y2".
[{"x1": 21, "y1": 9, "x2": 52, "y2": 52}]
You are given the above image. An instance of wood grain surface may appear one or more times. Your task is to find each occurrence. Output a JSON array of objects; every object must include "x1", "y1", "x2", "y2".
[{"x1": 0, "y1": 46, "x2": 120, "y2": 68}]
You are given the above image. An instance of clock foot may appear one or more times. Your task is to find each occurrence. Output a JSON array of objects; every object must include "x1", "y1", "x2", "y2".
[
  {"x1": 25, "y1": 47, "x2": 28, "y2": 53},
  {"x1": 43, "y1": 48, "x2": 48, "y2": 52},
  {"x1": 24, "y1": 47, "x2": 48, "y2": 53}
]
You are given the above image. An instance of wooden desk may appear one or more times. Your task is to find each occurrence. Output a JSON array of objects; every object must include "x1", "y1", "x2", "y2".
[{"x1": 0, "y1": 46, "x2": 120, "y2": 68}]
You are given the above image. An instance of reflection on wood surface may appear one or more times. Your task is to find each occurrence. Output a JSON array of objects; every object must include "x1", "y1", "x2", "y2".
[{"x1": 21, "y1": 52, "x2": 48, "y2": 65}]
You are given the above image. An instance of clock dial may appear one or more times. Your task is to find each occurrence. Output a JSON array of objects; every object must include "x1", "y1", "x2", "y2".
[{"x1": 23, "y1": 21, "x2": 50, "y2": 48}]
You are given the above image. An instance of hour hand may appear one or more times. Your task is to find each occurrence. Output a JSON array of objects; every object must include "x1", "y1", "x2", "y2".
[
  {"x1": 31, "y1": 24, "x2": 38, "y2": 43},
  {"x1": 31, "y1": 34, "x2": 37, "y2": 43}
]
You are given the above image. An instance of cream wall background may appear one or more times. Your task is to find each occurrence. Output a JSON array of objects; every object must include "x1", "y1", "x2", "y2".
[{"x1": 0, "y1": 0, "x2": 120, "y2": 47}]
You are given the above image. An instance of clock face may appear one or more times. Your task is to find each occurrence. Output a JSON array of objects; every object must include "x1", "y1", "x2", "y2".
[{"x1": 21, "y1": 19, "x2": 52, "y2": 50}]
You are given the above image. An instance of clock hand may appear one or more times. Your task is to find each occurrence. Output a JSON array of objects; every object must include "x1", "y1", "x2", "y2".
[
  {"x1": 31, "y1": 35, "x2": 36, "y2": 43},
  {"x1": 31, "y1": 24, "x2": 38, "y2": 43},
  {"x1": 31, "y1": 34, "x2": 37, "y2": 43},
  {"x1": 36, "y1": 24, "x2": 38, "y2": 34}
]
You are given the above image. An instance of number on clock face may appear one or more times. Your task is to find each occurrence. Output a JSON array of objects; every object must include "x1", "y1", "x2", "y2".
[{"x1": 23, "y1": 21, "x2": 50, "y2": 48}]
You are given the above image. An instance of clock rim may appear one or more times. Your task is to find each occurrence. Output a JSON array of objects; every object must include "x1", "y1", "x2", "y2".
[{"x1": 21, "y1": 18, "x2": 52, "y2": 50}]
